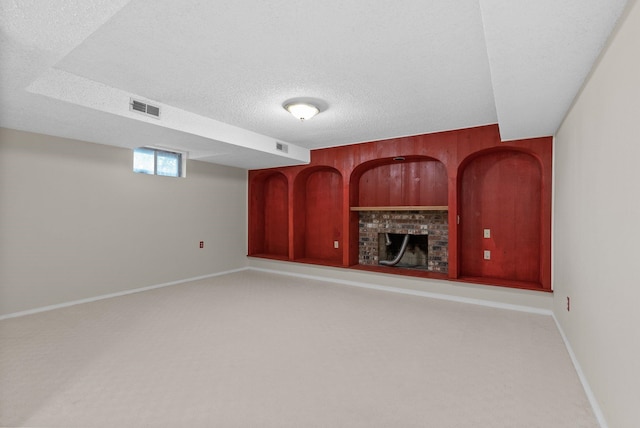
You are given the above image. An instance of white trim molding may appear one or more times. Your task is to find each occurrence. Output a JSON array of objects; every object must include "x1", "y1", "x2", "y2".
[
  {"x1": 248, "y1": 266, "x2": 553, "y2": 316},
  {"x1": 553, "y1": 314, "x2": 608, "y2": 428},
  {"x1": 0, "y1": 267, "x2": 249, "y2": 321}
]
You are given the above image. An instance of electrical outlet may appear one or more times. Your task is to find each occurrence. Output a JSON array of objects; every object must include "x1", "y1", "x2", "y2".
[
  {"x1": 483, "y1": 229, "x2": 491, "y2": 238},
  {"x1": 199, "y1": 241, "x2": 204, "y2": 249},
  {"x1": 334, "y1": 240, "x2": 339, "y2": 249},
  {"x1": 483, "y1": 250, "x2": 491, "y2": 260}
]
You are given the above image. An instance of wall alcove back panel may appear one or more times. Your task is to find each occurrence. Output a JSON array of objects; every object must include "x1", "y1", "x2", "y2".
[
  {"x1": 263, "y1": 174, "x2": 289, "y2": 256},
  {"x1": 459, "y1": 151, "x2": 542, "y2": 283},
  {"x1": 359, "y1": 160, "x2": 448, "y2": 207},
  {"x1": 301, "y1": 170, "x2": 343, "y2": 262}
]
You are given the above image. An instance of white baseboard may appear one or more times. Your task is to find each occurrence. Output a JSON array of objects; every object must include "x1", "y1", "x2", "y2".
[
  {"x1": 0, "y1": 267, "x2": 249, "y2": 321},
  {"x1": 248, "y1": 266, "x2": 553, "y2": 316},
  {"x1": 552, "y1": 314, "x2": 608, "y2": 428}
]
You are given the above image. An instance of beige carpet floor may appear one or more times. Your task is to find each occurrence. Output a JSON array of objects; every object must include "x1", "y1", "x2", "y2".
[{"x1": 1, "y1": 270, "x2": 597, "y2": 427}]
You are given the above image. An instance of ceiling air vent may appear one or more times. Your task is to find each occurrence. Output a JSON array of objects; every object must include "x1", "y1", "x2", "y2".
[
  {"x1": 130, "y1": 98, "x2": 160, "y2": 118},
  {"x1": 275, "y1": 142, "x2": 288, "y2": 153}
]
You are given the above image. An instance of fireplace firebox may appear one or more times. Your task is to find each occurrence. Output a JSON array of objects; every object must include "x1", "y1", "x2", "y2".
[
  {"x1": 358, "y1": 210, "x2": 448, "y2": 273},
  {"x1": 378, "y1": 233, "x2": 429, "y2": 269}
]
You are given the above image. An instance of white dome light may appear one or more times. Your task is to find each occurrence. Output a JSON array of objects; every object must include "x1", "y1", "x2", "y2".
[{"x1": 284, "y1": 102, "x2": 320, "y2": 121}]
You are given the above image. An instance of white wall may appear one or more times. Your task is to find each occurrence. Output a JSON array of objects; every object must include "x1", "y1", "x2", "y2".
[
  {"x1": 0, "y1": 128, "x2": 247, "y2": 316},
  {"x1": 553, "y1": 1, "x2": 640, "y2": 426}
]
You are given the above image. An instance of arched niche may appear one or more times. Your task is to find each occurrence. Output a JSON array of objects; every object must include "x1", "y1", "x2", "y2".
[
  {"x1": 458, "y1": 148, "x2": 543, "y2": 285},
  {"x1": 350, "y1": 156, "x2": 448, "y2": 207},
  {"x1": 293, "y1": 166, "x2": 343, "y2": 264},
  {"x1": 346, "y1": 156, "x2": 448, "y2": 266},
  {"x1": 248, "y1": 172, "x2": 289, "y2": 257}
]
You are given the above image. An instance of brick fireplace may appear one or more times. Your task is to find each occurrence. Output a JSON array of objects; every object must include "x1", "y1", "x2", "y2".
[{"x1": 358, "y1": 210, "x2": 448, "y2": 273}]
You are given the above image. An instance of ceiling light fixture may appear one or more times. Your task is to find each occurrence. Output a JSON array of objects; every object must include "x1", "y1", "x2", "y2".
[{"x1": 284, "y1": 102, "x2": 320, "y2": 121}]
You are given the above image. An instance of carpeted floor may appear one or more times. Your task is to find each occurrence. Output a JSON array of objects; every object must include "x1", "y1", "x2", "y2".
[{"x1": 0, "y1": 270, "x2": 597, "y2": 427}]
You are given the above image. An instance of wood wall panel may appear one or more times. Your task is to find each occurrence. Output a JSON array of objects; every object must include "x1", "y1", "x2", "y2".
[
  {"x1": 262, "y1": 174, "x2": 288, "y2": 257},
  {"x1": 459, "y1": 150, "x2": 541, "y2": 282},
  {"x1": 358, "y1": 160, "x2": 447, "y2": 207},
  {"x1": 302, "y1": 169, "x2": 343, "y2": 262},
  {"x1": 248, "y1": 178, "x2": 265, "y2": 255}
]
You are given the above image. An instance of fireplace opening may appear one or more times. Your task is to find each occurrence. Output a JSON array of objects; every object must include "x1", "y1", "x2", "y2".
[{"x1": 378, "y1": 233, "x2": 428, "y2": 269}]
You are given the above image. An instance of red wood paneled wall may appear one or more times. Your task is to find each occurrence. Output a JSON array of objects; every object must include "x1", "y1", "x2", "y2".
[
  {"x1": 359, "y1": 159, "x2": 448, "y2": 207},
  {"x1": 296, "y1": 168, "x2": 343, "y2": 263},
  {"x1": 248, "y1": 124, "x2": 553, "y2": 291}
]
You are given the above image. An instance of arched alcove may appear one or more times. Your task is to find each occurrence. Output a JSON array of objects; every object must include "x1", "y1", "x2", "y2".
[
  {"x1": 293, "y1": 167, "x2": 343, "y2": 264},
  {"x1": 458, "y1": 149, "x2": 543, "y2": 285},
  {"x1": 248, "y1": 172, "x2": 289, "y2": 257},
  {"x1": 347, "y1": 156, "x2": 449, "y2": 268}
]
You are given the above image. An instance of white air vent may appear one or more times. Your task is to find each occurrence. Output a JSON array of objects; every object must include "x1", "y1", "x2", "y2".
[
  {"x1": 276, "y1": 142, "x2": 288, "y2": 153},
  {"x1": 130, "y1": 98, "x2": 160, "y2": 118}
]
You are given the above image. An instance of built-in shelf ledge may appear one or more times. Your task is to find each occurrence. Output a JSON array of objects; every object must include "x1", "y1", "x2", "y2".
[{"x1": 350, "y1": 206, "x2": 448, "y2": 211}]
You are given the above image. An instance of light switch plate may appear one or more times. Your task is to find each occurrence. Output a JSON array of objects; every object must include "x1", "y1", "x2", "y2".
[
  {"x1": 483, "y1": 250, "x2": 491, "y2": 260},
  {"x1": 483, "y1": 229, "x2": 491, "y2": 238}
]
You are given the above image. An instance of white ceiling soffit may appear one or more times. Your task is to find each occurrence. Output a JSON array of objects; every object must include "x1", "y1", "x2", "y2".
[
  {"x1": 0, "y1": 1, "x2": 631, "y2": 169},
  {"x1": 26, "y1": 68, "x2": 309, "y2": 167},
  {"x1": 479, "y1": 0, "x2": 629, "y2": 141}
]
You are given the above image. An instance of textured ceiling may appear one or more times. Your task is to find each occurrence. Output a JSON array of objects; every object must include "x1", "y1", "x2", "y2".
[{"x1": 0, "y1": 0, "x2": 630, "y2": 169}]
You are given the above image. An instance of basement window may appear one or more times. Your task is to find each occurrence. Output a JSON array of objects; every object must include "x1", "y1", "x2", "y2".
[{"x1": 133, "y1": 147, "x2": 185, "y2": 177}]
